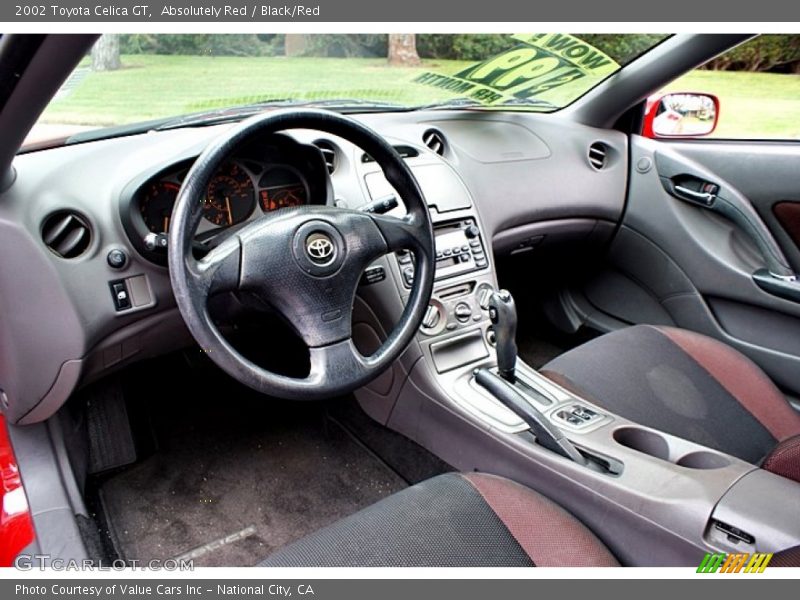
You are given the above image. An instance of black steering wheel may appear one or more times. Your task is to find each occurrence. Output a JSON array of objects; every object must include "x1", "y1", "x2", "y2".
[{"x1": 168, "y1": 109, "x2": 435, "y2": 400}]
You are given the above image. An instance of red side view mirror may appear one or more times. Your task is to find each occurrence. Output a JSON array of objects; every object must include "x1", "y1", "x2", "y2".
[{"x1": 643, "y1": 93, "x2": 720, "y2": 138}]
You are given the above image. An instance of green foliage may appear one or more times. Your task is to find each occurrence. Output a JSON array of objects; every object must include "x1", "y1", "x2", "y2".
[
  {"x1": 298, "y1": 34, "x2": 387, "y2": 58},
  {"x1": 450, "y1": 35, "x2": 519, "y2": 60},
  {"x1": 119, "y1": 34, "x2": 282, "y2": 57},
  {"x1": 416, "y1": 35, "x2": 517, "y2": 60},
  {"x1": 704, "y1": 35, "x2": 800, "y2": 72},
  {"x1": 576, "y1": 34, "x2": 669, "y2": 65}
]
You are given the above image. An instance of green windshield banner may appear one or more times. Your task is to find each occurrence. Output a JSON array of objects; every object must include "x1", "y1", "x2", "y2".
[{"x1": 413, "y1": 34, "x2": 620, "y2": 106}]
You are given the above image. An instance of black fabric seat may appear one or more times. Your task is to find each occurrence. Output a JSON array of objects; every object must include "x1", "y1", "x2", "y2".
[
  {"x1": 260, "y1": 472, "x2": 619, "y2": 567},
  {"x1": 541, "y1": 325, "x2": 800, "y2": 482}
]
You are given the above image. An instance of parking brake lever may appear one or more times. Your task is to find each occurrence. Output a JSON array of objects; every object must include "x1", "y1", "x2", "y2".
[{"x1": 474, "y1": 368, "x2": 599, "y2": 469}]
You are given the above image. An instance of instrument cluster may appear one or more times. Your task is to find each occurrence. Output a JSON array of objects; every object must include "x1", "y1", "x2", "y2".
[{"x1": 125, "y1": 134, "x2": 331, "y2": 263}]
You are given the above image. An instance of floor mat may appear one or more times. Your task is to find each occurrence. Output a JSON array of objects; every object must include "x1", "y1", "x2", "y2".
[
  {"x1": 96, "y1": 359, "x2": 407, "y2": 567},
  {"x1": 329, "y1": 399, "x2": 454, "y2": 484}
]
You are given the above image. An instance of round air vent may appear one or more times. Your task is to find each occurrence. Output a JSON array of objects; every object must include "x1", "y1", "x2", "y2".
[
  {"x1": 422, "y1": 129, "x2": 446, "y2": 156},
  {"x1": 313, "y1": 140, "x2": 338, "y2": 174},
  {"x1": 41, "y1": 210, "x2": 91, "y2": 258},
  {"x1": 588, "y1": 142, "x2": 609, "y2": 170}
]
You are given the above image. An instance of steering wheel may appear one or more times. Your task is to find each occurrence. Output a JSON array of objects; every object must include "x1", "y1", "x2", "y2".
[{"x1": 168, "y1": 109, "x2": 435, "y2": 400}]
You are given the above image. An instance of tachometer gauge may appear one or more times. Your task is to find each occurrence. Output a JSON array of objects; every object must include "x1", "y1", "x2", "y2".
[
  {"x1": 259, "y1": 167, "x2": 308, "y2": 212},
  {"x1": 204, "y1": 162, "x2": 256, "y2": 227},
  {"x1": 140, "y1": 180, "x2": 180, "y2": 233}
]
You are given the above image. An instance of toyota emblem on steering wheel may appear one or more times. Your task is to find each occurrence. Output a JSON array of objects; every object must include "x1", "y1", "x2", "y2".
[{"x1": 305, "y1": 232, "x2": 336, "y2": 264}]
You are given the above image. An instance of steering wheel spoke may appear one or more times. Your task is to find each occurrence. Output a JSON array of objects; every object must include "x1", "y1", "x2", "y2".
[
  {"x1": 369, "y1": 213, "x2": 427, "y2": 255},
  {"x1": 307, "y1": 338, "x2": 370, "y2": 390},
  {"x1": 189, "y1": 235, "x2": 242, "y2": 295}
]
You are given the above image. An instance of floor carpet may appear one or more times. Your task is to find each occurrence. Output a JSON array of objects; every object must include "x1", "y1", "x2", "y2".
[{"x1": 96, "y1": 359, "x2": 407, "y2": 567}]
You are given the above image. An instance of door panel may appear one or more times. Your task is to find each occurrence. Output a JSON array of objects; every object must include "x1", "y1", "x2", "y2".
[{"x1": 583, "y1": 135, "x2": 800, "y2": 397}]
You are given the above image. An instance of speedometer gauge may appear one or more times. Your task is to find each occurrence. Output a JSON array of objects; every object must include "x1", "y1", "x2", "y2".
[
  {"x1": 259, "y1": 167, "x2": 308, "y2": 212},
  {"x1": 204, "y1": 162, "x2": 256, "y2": 227}
]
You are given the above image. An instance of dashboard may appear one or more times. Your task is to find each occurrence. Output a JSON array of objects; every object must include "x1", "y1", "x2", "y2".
[{"x1": 0, "y1": 109, "x2": 628, "y2": 425}]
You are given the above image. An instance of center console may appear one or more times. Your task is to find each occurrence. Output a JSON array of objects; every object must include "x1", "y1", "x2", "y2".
[{"x1": 351, "y1": 150, "x2": 800, "y2": 567}]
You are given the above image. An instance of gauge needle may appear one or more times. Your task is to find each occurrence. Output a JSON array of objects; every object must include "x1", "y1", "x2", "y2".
[
  {"x1": 163, "y1": 216, "x2": 170, "y2": 233},
  {"x1": 225, "y1": 196, "x2": 233, "y2": 226}
]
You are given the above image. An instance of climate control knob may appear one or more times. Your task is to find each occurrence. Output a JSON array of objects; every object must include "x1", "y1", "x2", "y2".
[
  {"x1": 454, "y1": 302, "x2": 472, "y2": 323},
  {"x1": 422, "y1": 304, "x2": 442, "y2": 329}
]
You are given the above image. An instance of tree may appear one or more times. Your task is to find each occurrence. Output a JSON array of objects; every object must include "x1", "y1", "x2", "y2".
[
  {"x1": 92, "y1": 34, "x2": 121, "y2": 71},
  {"x1": 388, "y1": 34, "x2": 420, "y2": 66},
  {"x1": 284, "y1": 34, "x2": 308, "y2": 57}
]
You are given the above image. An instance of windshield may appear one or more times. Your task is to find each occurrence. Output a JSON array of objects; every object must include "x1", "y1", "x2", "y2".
[{"x1": 29, "y1": 33, "x2": 668, "y2": 144}]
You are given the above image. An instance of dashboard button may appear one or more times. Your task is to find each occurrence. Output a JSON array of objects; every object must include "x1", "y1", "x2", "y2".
[
  {"x1": 110, "y1": 280, "x2": 131, "y2": 311},
  {"x1": 402, "y1": 266, "x2": 415, "y2": 286},
  {"x1": 465, "y1": 224, "x2": 481, "y2": 239},
  {"x1": 107, "y1": 249, "x2": 128, "y2": 269}
]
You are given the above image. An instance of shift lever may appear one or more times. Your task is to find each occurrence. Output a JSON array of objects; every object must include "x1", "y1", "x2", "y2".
[{"x1": 488, "y1": 290, "x2": 517, "y2": 382}]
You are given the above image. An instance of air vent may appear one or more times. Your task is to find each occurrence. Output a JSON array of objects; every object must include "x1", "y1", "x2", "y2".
[
  {"x1": 588, "y1": 142, "x2": 609, "y2": 170},
  {"x1": 422, "y1": 129, "x2": 446, "y2": 155},
  {"x1": 42, "y1": 210, "x2": 91, "y2": 258},
  {"x1": 361, "y1": 145, "x2": 420, "y2": 163},
  {"x1": 313, "y1": 140, "x2": 337, "y2": 174}
]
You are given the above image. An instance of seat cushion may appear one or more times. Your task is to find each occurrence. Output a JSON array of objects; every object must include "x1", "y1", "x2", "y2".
[
  {"x1": 259, "y1": 472, "x2": 619, "y2": 567},
  {"x1": 542, "y1": 325, "x2": 800, "y2": 470}
]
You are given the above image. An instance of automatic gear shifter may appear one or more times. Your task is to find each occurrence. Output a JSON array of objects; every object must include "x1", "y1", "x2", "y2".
[
  {"x1": 477, "y1": 289, "x2": 604, "y2": 471},
  {"x1": 488, "y1": 290, "x2": 517, "y2": 382}
]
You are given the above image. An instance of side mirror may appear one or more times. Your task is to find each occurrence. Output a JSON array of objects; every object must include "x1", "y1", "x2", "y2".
[{"x1": 643, "y1": 93, "x2": 719, "y2": 138}]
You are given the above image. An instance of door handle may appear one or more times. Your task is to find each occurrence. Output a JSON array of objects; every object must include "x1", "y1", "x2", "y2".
[{"x1": 672, "y1": 184, "x2": 717, "y2": 207}]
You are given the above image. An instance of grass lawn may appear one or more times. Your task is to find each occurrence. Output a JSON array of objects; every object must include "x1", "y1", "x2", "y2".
[
  {"x1": 662, "y1": 70, "x2": 800, "y2": 139},
  {"x1": 41, "y1": 55, "x2": 473, "y2": 127},
  {"x1": 41, "y1": 55, "x2": 800, "y2": 140}
]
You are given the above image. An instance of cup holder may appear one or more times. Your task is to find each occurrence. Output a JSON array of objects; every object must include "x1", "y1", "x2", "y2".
[
  {"x1": 675, "y1": 451, "x2": 731, "y2": 470},
  {"x1": 613, "y1": 427, "x2": 670, "y2": 460},
  {"x1": 613, "y1": 426, "x2": 730, "y2": 470}
]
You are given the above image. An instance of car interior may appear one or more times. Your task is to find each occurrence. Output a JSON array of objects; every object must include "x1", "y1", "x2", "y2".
[{"x1": 1, "y1": 33, "x2": 800, "y2": 568}]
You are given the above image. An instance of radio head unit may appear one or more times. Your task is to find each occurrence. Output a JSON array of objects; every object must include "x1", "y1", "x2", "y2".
[{"x1": 397, "y1": 219, "x2": 488, "y2": 287}]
